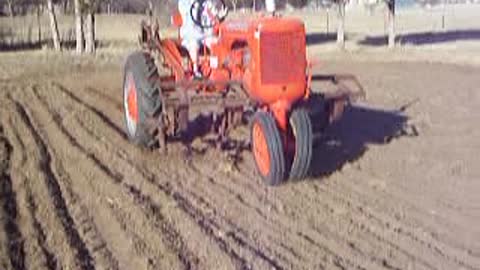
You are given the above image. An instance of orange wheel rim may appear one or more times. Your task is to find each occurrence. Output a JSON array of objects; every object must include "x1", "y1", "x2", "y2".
[
  {"x1": 127, "y1": 75, "x2": 138, "y2": 122},
  {"x1": 253, "y1": 122, "x2": 270, "y2": 176}
]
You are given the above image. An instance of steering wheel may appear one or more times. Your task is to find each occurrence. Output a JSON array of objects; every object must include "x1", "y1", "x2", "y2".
[{"x1": 190, "y1": 0, "x2": 228, "y2": 29}]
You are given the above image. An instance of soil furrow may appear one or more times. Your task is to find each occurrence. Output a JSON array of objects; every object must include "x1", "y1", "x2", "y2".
[
  {"x1": 74, "y1": 115, "x2": 252, "y2": 269},
  {"x1": 1, "y1": 114, "x2": 59, "y2": 270},
  {"x1": 11, "y1": 100, "x2": 96, "y2": 270},
  {"x1": 27, "y1": 86, "x2": 121, "y2": 270},
  {"x1": 51, "y1": 81, "x2": 267, "y2": 269},
  {"x1": 24, "y1": 185, "x2": 59, "y2": 270},
  {"x1": 0, "y1": 128, "x2": 26, "y2": 270},
  {"x1": 330, "y1": 173, "x2": 480, "y2": 265},
  {"x1": 61, "y1": 79, "x2": 416, "y2": 269},
  {"x1": 51, "y1": 82, "x2": 127, "y2": 139},
  {"x1": 190, "y1": 146, "x2": 443, "y2": 270},
  {"x1": 319, "y1": 178, "x2": 479, "y2": 269},
  {"x1": 67, "y1": 89, "x2": 360, "y2": 269},
  {"x1": 184, "y1": 157, "x2": 370, "y2": 269},
  {"x1": 31, "y1": 84, "x2": 201, "y2": 270},
  {"x1": 1, "y1": 102, "x2": 65, "y2": 269},
  {"x1": 232, "y1": 156, "x2": 458, "y2": 269},
  {"x1": 85, "y1": 86, "x2": 123, "y2": 111},
  {"x1": 1, "y1": 56, "x2": 479, "y2": 270},
  {"x1": 76, "y1": 113, "x2": 290, "y2": 270}
]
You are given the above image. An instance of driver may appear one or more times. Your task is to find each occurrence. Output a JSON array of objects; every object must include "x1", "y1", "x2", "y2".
[{"x1": 178, "y1": 0, "x2": 215, "y2": 78}]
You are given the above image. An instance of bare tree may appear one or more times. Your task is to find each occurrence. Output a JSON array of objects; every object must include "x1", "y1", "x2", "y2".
[
  {"x1": 36, "y1": 3, "x2": 42, "y2": 44},
  {"x1": 229, "y1": 0, "x2": 238, "y2": 12},
  {"x1": 106, "y1": 0, "x2": 112, "y2": 14},
  {"x1": 336, "y1": 0, "x2": 345, "y2": 48},
  {"x1": 6, "y1": 0, "x2": 14, "y2": 17},
  {"x1": 84, "y1": 0, "x2": 96, "y2": 54},
  {"x1": 386, "y1": 0, "x2": 395, "y2": 48},
  {"x1": 46, "y1": 0, "x2": 62, "y2": 51},
  {"x1": 85, "y1": 10, "x2": 95, "y2": 53},
  {"x1": 74, "y1": 0, "x2": 84, "y2": 53}
]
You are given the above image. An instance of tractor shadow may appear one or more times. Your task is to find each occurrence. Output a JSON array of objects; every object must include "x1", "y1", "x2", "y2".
[
  {"x1": 176, "y1": 98, "x2": 419, "y2": 181},
  {"x1": 308, "y1": 104, "x2": 419, "y2": 179}
]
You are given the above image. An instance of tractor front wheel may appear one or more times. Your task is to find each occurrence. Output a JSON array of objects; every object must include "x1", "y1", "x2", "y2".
[
  {"x1": 251, "y1": 111, "x2": 285, "y2": 186},
  {"x1": 288, "y1": 108, "x2": 313, "y2": 180},
  {"x1": 123, "y1": 51, "x2": 162, "y2": 147}
]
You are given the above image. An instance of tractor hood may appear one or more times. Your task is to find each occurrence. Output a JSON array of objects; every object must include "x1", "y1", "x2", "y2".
[{"x1": 219, "y1": 16, "x2": 305, "y2": 36}]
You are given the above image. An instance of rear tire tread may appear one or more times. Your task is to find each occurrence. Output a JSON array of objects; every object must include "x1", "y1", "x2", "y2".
[{"x1": 123, "y1": 51, "x2": 162, "y2": 147}]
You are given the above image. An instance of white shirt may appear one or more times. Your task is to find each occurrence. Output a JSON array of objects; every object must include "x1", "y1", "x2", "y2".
[{"x1": 178, "y1": 0, "x2": 205, "y2": 42}]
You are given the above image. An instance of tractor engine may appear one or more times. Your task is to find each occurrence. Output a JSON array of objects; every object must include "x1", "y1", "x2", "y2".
[{"x1": 215, "y1": 17, "x2": 307, "y2": 105}]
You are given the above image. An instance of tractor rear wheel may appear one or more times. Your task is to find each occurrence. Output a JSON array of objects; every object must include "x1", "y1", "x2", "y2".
[
  {"x1": 123, "y1": 51, "x2": 162, "y2": 147},
  {"x1": 251, "y1": 111, "x2": 285, "y2": 186},
  {"x1": 288, "y1": 108, "x2": 313, "y2": 180}
]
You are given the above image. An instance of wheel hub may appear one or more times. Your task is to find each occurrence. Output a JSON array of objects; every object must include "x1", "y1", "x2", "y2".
[
  {"x1": 252, "y1": 122, "x2": 270, "y2": 176},
  {"x1": 124, "y1": 72, "x2": 138, "y2": 135}
]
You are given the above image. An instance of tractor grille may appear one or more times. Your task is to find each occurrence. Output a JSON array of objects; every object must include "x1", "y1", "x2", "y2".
[{"x1": 260, "y1": 31, "x2": 305, "y2": 84}]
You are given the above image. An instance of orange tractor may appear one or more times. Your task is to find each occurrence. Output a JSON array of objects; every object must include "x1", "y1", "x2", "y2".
[{"x1": 122, "y1": 0, "x2": 363, "y2": 185}]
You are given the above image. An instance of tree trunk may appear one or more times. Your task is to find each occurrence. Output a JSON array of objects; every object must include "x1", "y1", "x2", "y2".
[
  {"x1": 7, "y1": 0, "x2": 14, "y2": 17},
  {"x1": 147, "y1": 1, "x2": 154, "y2": 26},
  {"x1": 74, "y1": 0, "x2": 84, "y2": 53},
  {"x1": 37, "y1": 4, "x2": 42, "y2": 45},
  {"x1": 47, "y1": 0, "x2": 62, "y2": 51},
  {"x1": 85, "y1": 10, "x2": 95, "y2": 54},
  {"x1": 387, "y1": 0, "x2": 395, "y2": 48},
  {"x1": 337, "y1": 0, "x2": 345, "y2": 49},
  {"x1": 326, "y1": 8, "x2": 330, "y2": 33}
]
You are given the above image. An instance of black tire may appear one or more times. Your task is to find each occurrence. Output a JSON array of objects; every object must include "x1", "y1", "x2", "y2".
[
  {"x1": 288, "y1": 108, "x2": 313, "y2": 180},
  {"x1": 250, "y1": 111, "x2": 285, "y2": 186},
  {"x1": 123, "y1": 51, "x2": 162, "y2": 146}
]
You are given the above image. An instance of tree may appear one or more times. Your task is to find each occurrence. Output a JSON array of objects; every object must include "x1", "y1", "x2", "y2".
[
  {"x1": 46, "y1": 0, "x2": 61, "y2": 51},
  {"x1": 84, "y1": 0, "x2": 96, "y2": 54},
  {"x1": 6, "y1": 0, "x2": 14, "y2": 17},
  {"x1": 336, "y1": 0, "x2": 345, "y2": 48},
  {"x1": 74, "y1": 0, "x2": 84, "y2": 53},
  {"x1": 229, "y1": 0, "x2": 238, "y2": 12},
  {"x1": 386, "y1": 0, "x2": 395, "y2": 48}
]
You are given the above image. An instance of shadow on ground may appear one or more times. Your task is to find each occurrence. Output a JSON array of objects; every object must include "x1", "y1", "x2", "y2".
[
  {"x1": 358, "y1": 29, "x2": 480, "y2": 46},
  {"x1": 309, "y1": 104, "x2": 418, "y2": 178},
  {"x1": 306, "y1": 32, "x2": 338, "y2": 45},
  {"x1": 0, "y1": 37, "x2": 105, "y2": 52}
]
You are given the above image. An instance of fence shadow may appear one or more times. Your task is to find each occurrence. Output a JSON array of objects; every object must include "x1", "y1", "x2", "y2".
[
  {"x1": 308, "y1": 104, "x2": 418, "y2": 178},
  {"x1": 358, "y1": 29, "x2": 480, "y2": 46}
]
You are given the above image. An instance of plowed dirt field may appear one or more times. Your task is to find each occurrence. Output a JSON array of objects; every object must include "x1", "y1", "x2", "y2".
[{"x1": 0, "y1": 53, "x2": 479, "y2": 270}]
